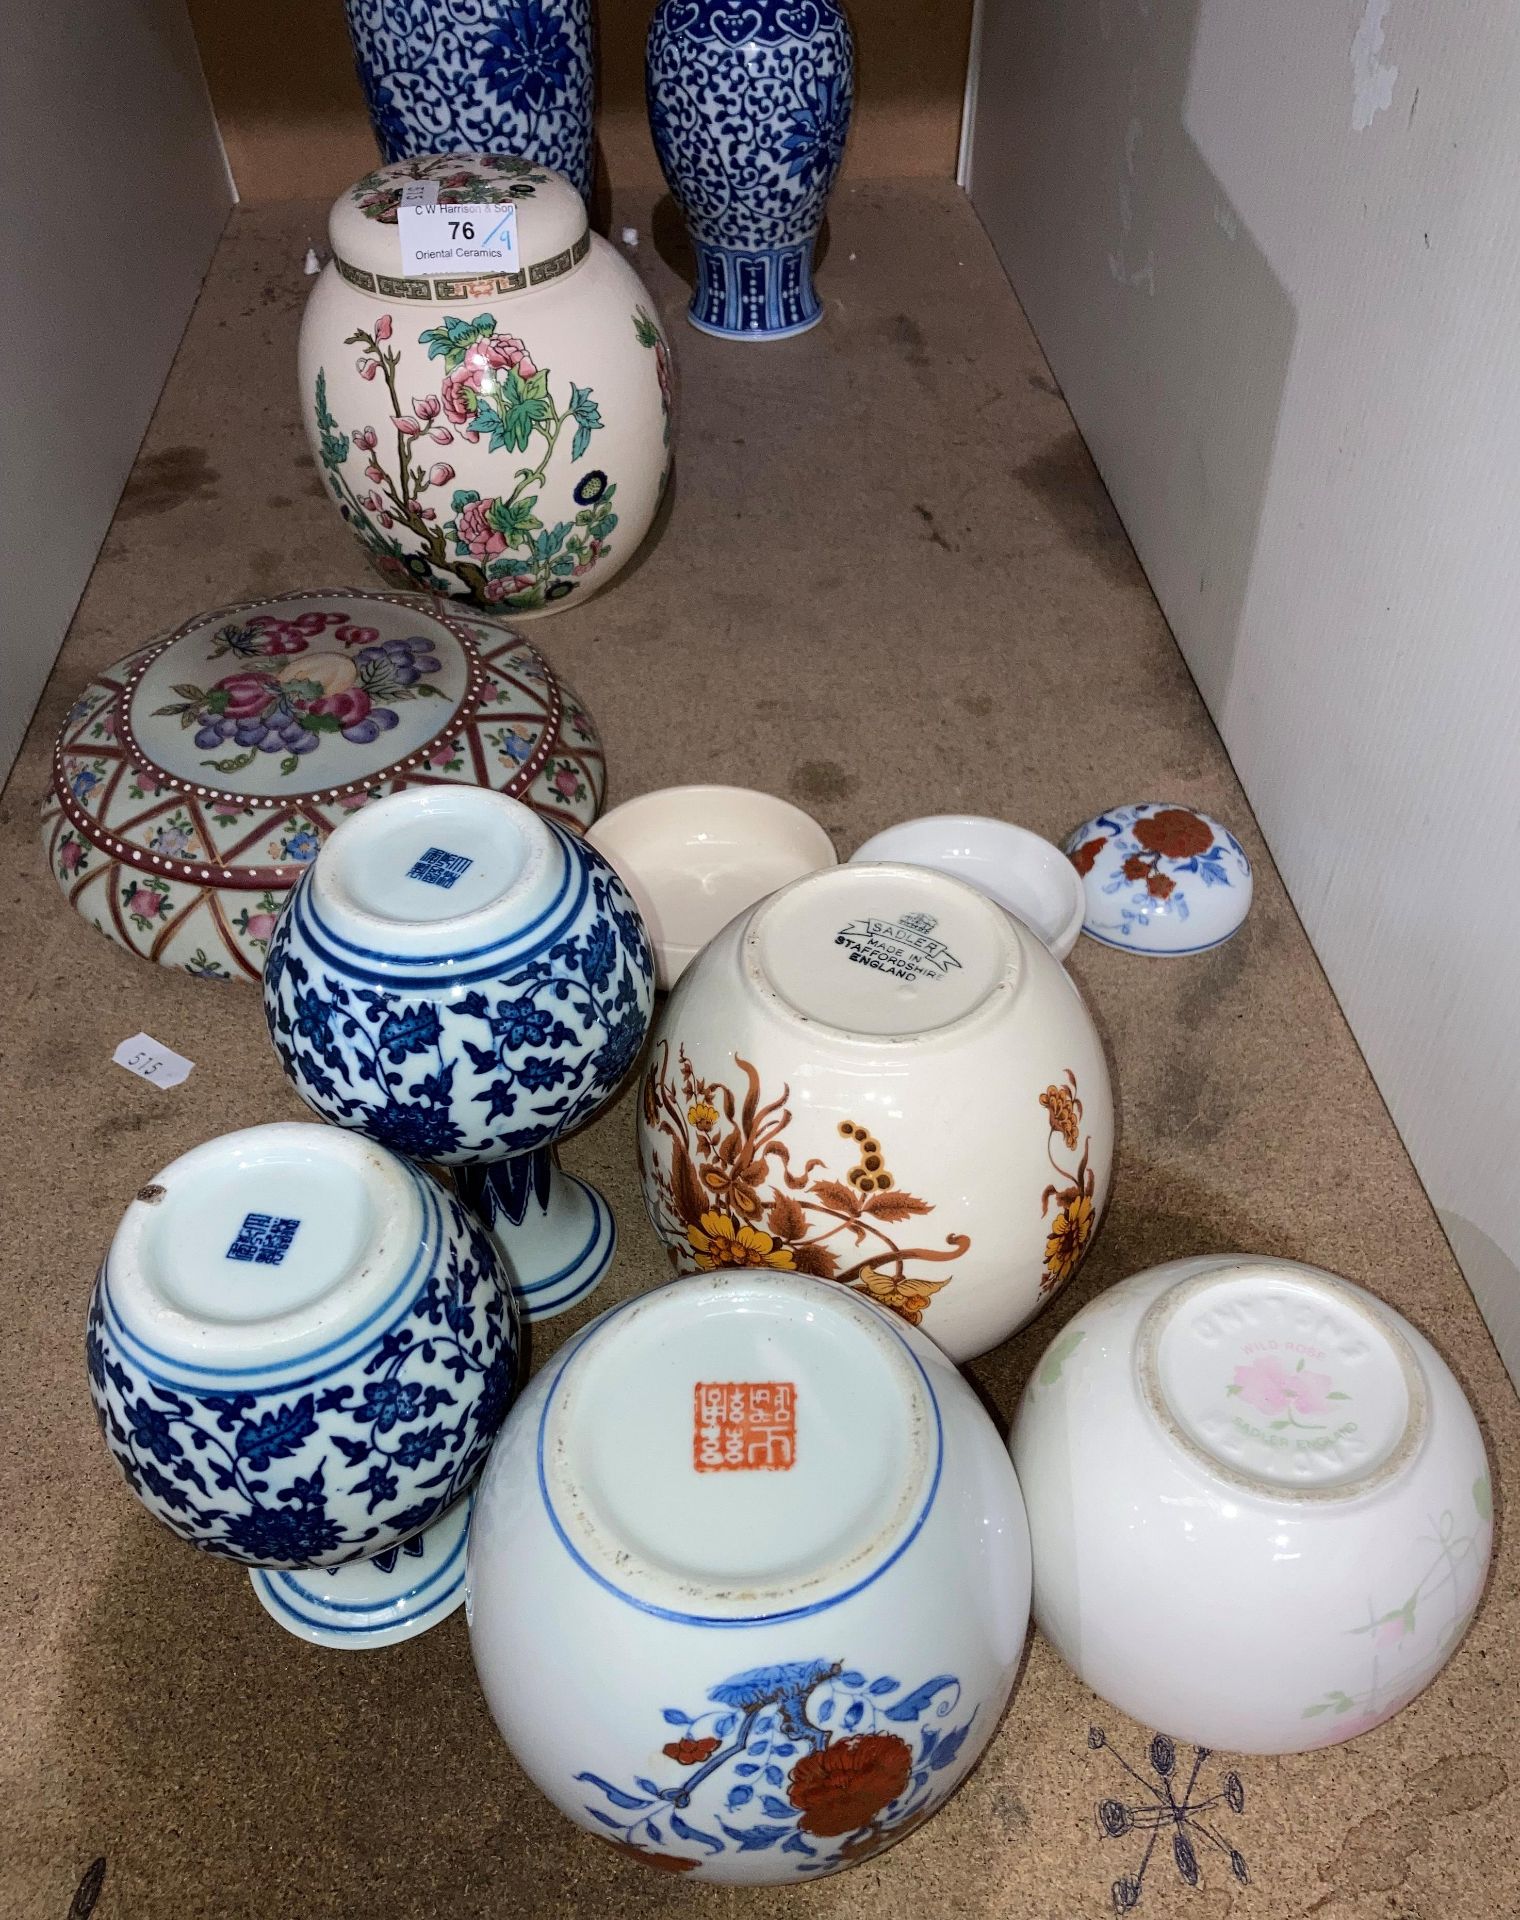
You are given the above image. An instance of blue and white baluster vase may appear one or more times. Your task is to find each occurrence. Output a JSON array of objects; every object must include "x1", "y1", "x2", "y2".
[
  {"x1": 264, "y1": 786, "x2": 656, "y2": 1321},
  {"x1": 344, "y1": 0, "x2": 595, "y2": 201},
  {"x1": 646, "y1": 0, "x2": 854, "y2": 339},
  {"x1": 87, "y1": 1121, "x2": 523, "y2": 1649}
]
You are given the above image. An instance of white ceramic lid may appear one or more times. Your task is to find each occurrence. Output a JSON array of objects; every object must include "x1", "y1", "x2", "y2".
[
  {"x1": 104, "y1": 1123, "x2": 422, "y2": 1377},
  {"x1": 539, "y1": 1274, "x2": 940, "y2": 1621},
  {"x1": 585, "y1": 785, "x2": 837, "y2": 989},
  {"x1": 331, "y1": 154, "x2": 590, "y2": 301},
  {"x1": 1137, "y1": 1262, "x2": 1428, "y2": 1500},
  {"x1": 744, "y1": 863, "x2": 1022, "y2": 1039},
  {"x1": 303, "y1": 785, "x2": 564, "y2": 961},
  {"x1": 849, "y1": 815, "x2": 1084, "y2": 961}
]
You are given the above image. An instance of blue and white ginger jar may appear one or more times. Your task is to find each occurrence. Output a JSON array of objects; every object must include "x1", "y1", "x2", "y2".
[
  {"x1": 263, "y1": 786, "x2": 656, "y2": 1318},
  {"x1": 87, "y1": 1122, "x2": 520, "y2": 1571}
]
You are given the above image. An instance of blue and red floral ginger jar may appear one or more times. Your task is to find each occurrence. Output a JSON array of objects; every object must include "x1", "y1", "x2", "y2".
[
  {"x1": 299, "y1": 152, "x2": 674, "y2": 617},
  {"x1": 40, "y1": 588, "x2": 606, "y2": 983}
]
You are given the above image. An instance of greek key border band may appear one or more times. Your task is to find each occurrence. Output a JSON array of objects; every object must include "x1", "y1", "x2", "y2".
[{"x1": 335, "y1": 229, "x2": 592, "y2": 303}]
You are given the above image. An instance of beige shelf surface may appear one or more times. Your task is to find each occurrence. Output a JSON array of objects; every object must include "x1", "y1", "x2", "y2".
[{"x1": 3, "y1": 184, "x2": 1517, "y2": 1920}]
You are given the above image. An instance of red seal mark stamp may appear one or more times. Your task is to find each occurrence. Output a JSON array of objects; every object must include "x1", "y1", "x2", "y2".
[{"x1": 693, "y1": 1382, "x2": 797, "y2": 1472}]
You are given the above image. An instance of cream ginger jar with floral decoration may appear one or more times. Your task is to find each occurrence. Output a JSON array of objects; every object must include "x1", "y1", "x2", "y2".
[
  {"x1": 636, "y1": 863, "x2": 1115, "y2": 1364},
  {"x1": 300, "y1": 154, "x2": 673, "y2": 617}
]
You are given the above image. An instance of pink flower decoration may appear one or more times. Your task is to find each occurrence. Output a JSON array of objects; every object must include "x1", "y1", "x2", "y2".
[
  {"x1": 1231, "y1": 1354, "x2": 1337, "y2": 1418},
  {"x1": 441, "y1": 334, "x2": 536, "y2": 426},
  {"x1": 358, "y1": 359, "x2": 379, "y2": 380},
  {"x1": 429, "y1": 426, "x2": 454, "y2": 445},
  {"x1": 414, "y1": 395, "x2": 441, "y2": 421},
  {"x1": 553, "y1": 767, "x2": 579, "y2": 797},
  {"x1": 364, "y1": 462, "x2": 385, "y2": 483},
  {"x1": 392, "y1": 415, "x2": 423, "y2": 437},
  {"x1": 353, "y1": 426, "x2": 378, "y2": 451},
  {"x1": 243, "y1": 912, "x2": 278, "y2": 944},
  {"x1": 128, "y1": 887, "x2": 165, "y2": 920},
  {"x1": 426, "y1": 462, "x2": 455, "y2": 488},
  {"x1": 379, "y1": 511, "x2": 394, "y2": 529},
  {"x1": 360, "y1": 492, "x2": 382, "y2": 511},
  {"x1": 1373, "y1": 1615, "x2": 1411, "y2": 1650},
  {"x1": 375, "y1": 314, "x2": 393, "y2": 341},
  {"x1": 59, "y1": 839, "x2": 84, "y2": 873},
  {"x1": 457, "y1": 498, "x2": 507, "y2": 559},
  {"x1": 484, "y1": 575, "x2": 534, "y2": 602},
  {"x1": 418, "y1": 507, "x2": 437, "y2": 521}
]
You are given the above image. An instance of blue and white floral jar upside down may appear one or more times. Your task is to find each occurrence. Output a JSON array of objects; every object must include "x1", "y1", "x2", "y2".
[
  {"x1": 87, "y1": 1121, "x2": 521, "y2": 1648},
  {"x1": 344, "y1": 0, "x2": 595, "y2": 201},
  {"x1": 264, "y1": 786, "x2": 656, "y2": 1320},
  {"x1": 646, "y1": 0, "x2": 855, "y2": 339}
]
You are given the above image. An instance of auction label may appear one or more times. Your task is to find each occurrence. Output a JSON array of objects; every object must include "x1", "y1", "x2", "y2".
[{"x1": 397, "y1": 180, "x2": 521, "y2": 278}]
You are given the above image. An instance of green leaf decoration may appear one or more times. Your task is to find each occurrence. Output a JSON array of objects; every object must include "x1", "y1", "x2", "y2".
[
  {"x1": 1039, "y1": 1327, "x2": 1085, "y2": 1387},
  {"x1": 500, "y1": 373, "x2": 552, "y2": 451},
  {"x1": 451, "y1": 488, "x2": 481, "y2": 511},
  {"x1": 1474, "y1": 1473, "x2": 1493, "y2": 1523},
  {"x1": 633, "y1": 306, "x2": 662, "y2": 349},
  {"x1": 279, "y1": 753, "x2": 300, "y2": 776},
  {"x1": 303, "y1": 712, "x2": 343, "y2": 733},
  {"x1": 1327, "y1": 1390, "x2": 1350, "y2": 1400},
  {"x1": 201, "y1": 749, "x2": 257, "y2": 774},
  {"x1": 486, "y1": 494, "x2": 542, "y2": 541},
  {"x1": 1224, "y1": 1383, "x2": 1241, "y2": 1397},
  {"x1": 1302, "y1": 1701, "x2": 1330, "y2": 1717},
  {"x1": 1269, "y1": 1418, "x2": 1290, "y2": 1430}
]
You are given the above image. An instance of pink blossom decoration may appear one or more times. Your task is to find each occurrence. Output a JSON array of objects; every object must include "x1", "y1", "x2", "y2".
[
  {"x1": 1230, "y1": 1354, "x2": 1337, "y2": 1419},
  {"x1": 426, "y1": 462, "x2": 455, "y2": 488},
  {"x1": 414, "y1": 395, "x2": 441, "y2": 421},
  {"x1": 358, "y1": 359, "x2": 379, "y2": 381},
  {"x1": 353, "y1": 427, "x2": 378, "y2": 451},
  {"x1": 392, "y1": 415, "x2": 423, "y2": 438},
  {"x1": 375, "y1": 314, "x2": 393, "y2": 341},
  {"x1": 429, "y1": 426, "x2": 454, "y2": 445}
]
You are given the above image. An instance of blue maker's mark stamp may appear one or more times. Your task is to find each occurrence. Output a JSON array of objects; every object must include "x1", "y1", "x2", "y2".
[
  {"x1": 227, "y1": 1213, "x2": 301, "y2": 1266},
  {"x1": 408, "y1": 846, "x2": 473, "y2": 889}
]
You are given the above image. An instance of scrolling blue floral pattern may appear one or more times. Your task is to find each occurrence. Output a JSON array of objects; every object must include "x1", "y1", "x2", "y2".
[
  {"x1": 344, "y1": 0, "x2": 594, "y2": 199},
  {"x1": 576, "y1": 1658, "x2": 979, "y2": 1876},
  {"x1": 87, "y1": 1177, "x2": 518, "y2": 1567},
  {"x1": 264, "y1": 854, "x2": 653, "y2": 1167},
  {"x1": 646, "y1": 0, "x2": 854, "y2": 336}
]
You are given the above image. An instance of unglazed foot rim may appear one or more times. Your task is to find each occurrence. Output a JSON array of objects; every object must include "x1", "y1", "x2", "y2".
[
  {"x1": 1135, "y1": 1264, "x2": 1429, "y2": 1503},
  {"x1": 248, "y1": 1495, "x2": 472, "y2": 1648},
  {"x1": 517, "y1": 1174, "x2": 617, "y2": 1320}
]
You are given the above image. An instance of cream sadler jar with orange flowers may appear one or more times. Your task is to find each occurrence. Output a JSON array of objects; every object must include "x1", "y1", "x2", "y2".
[
  {"x1": 299, "y1": 153, "x2": 673, "y2": 617},
  {"x1": 636, "y1": 862, "x2": 1115, "y2": 1364}
]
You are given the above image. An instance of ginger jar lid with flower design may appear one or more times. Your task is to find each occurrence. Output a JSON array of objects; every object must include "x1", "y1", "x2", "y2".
[
  {"x1": 331, "y1": 153, "x2": 591, "y2": 304},
  {"x1": 41, "y1": 587, "x2": 606, "y2": 984}
]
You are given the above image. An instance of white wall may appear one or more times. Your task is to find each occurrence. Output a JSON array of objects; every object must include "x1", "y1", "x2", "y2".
[
  {"x1": 968, "y1": 0, "x2": 1520, "y2": 1377},
  {"x1": 0, "y1": 1, "x2": 233, "y2": 782}
]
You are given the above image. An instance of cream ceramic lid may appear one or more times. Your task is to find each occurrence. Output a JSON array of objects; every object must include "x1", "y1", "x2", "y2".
[{"x1": 330, "y1": 154, "x2": 590, "y2": 300}]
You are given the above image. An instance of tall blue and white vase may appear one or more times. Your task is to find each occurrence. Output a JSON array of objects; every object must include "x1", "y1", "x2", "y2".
[
  {"x1": 344, "y1": 0, "x2": 595, "y2": 201},
  {"x1": 646, "y1": 0, "x2": 854, "y2": 339}
]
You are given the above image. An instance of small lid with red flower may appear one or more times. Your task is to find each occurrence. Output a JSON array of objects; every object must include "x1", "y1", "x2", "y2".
[
  {"x1": 41, "y1": 588, "x2": 606, "y2": 982},
  {"x1": 330, "y1": 154, "x2": 590, "y2": 305}
]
